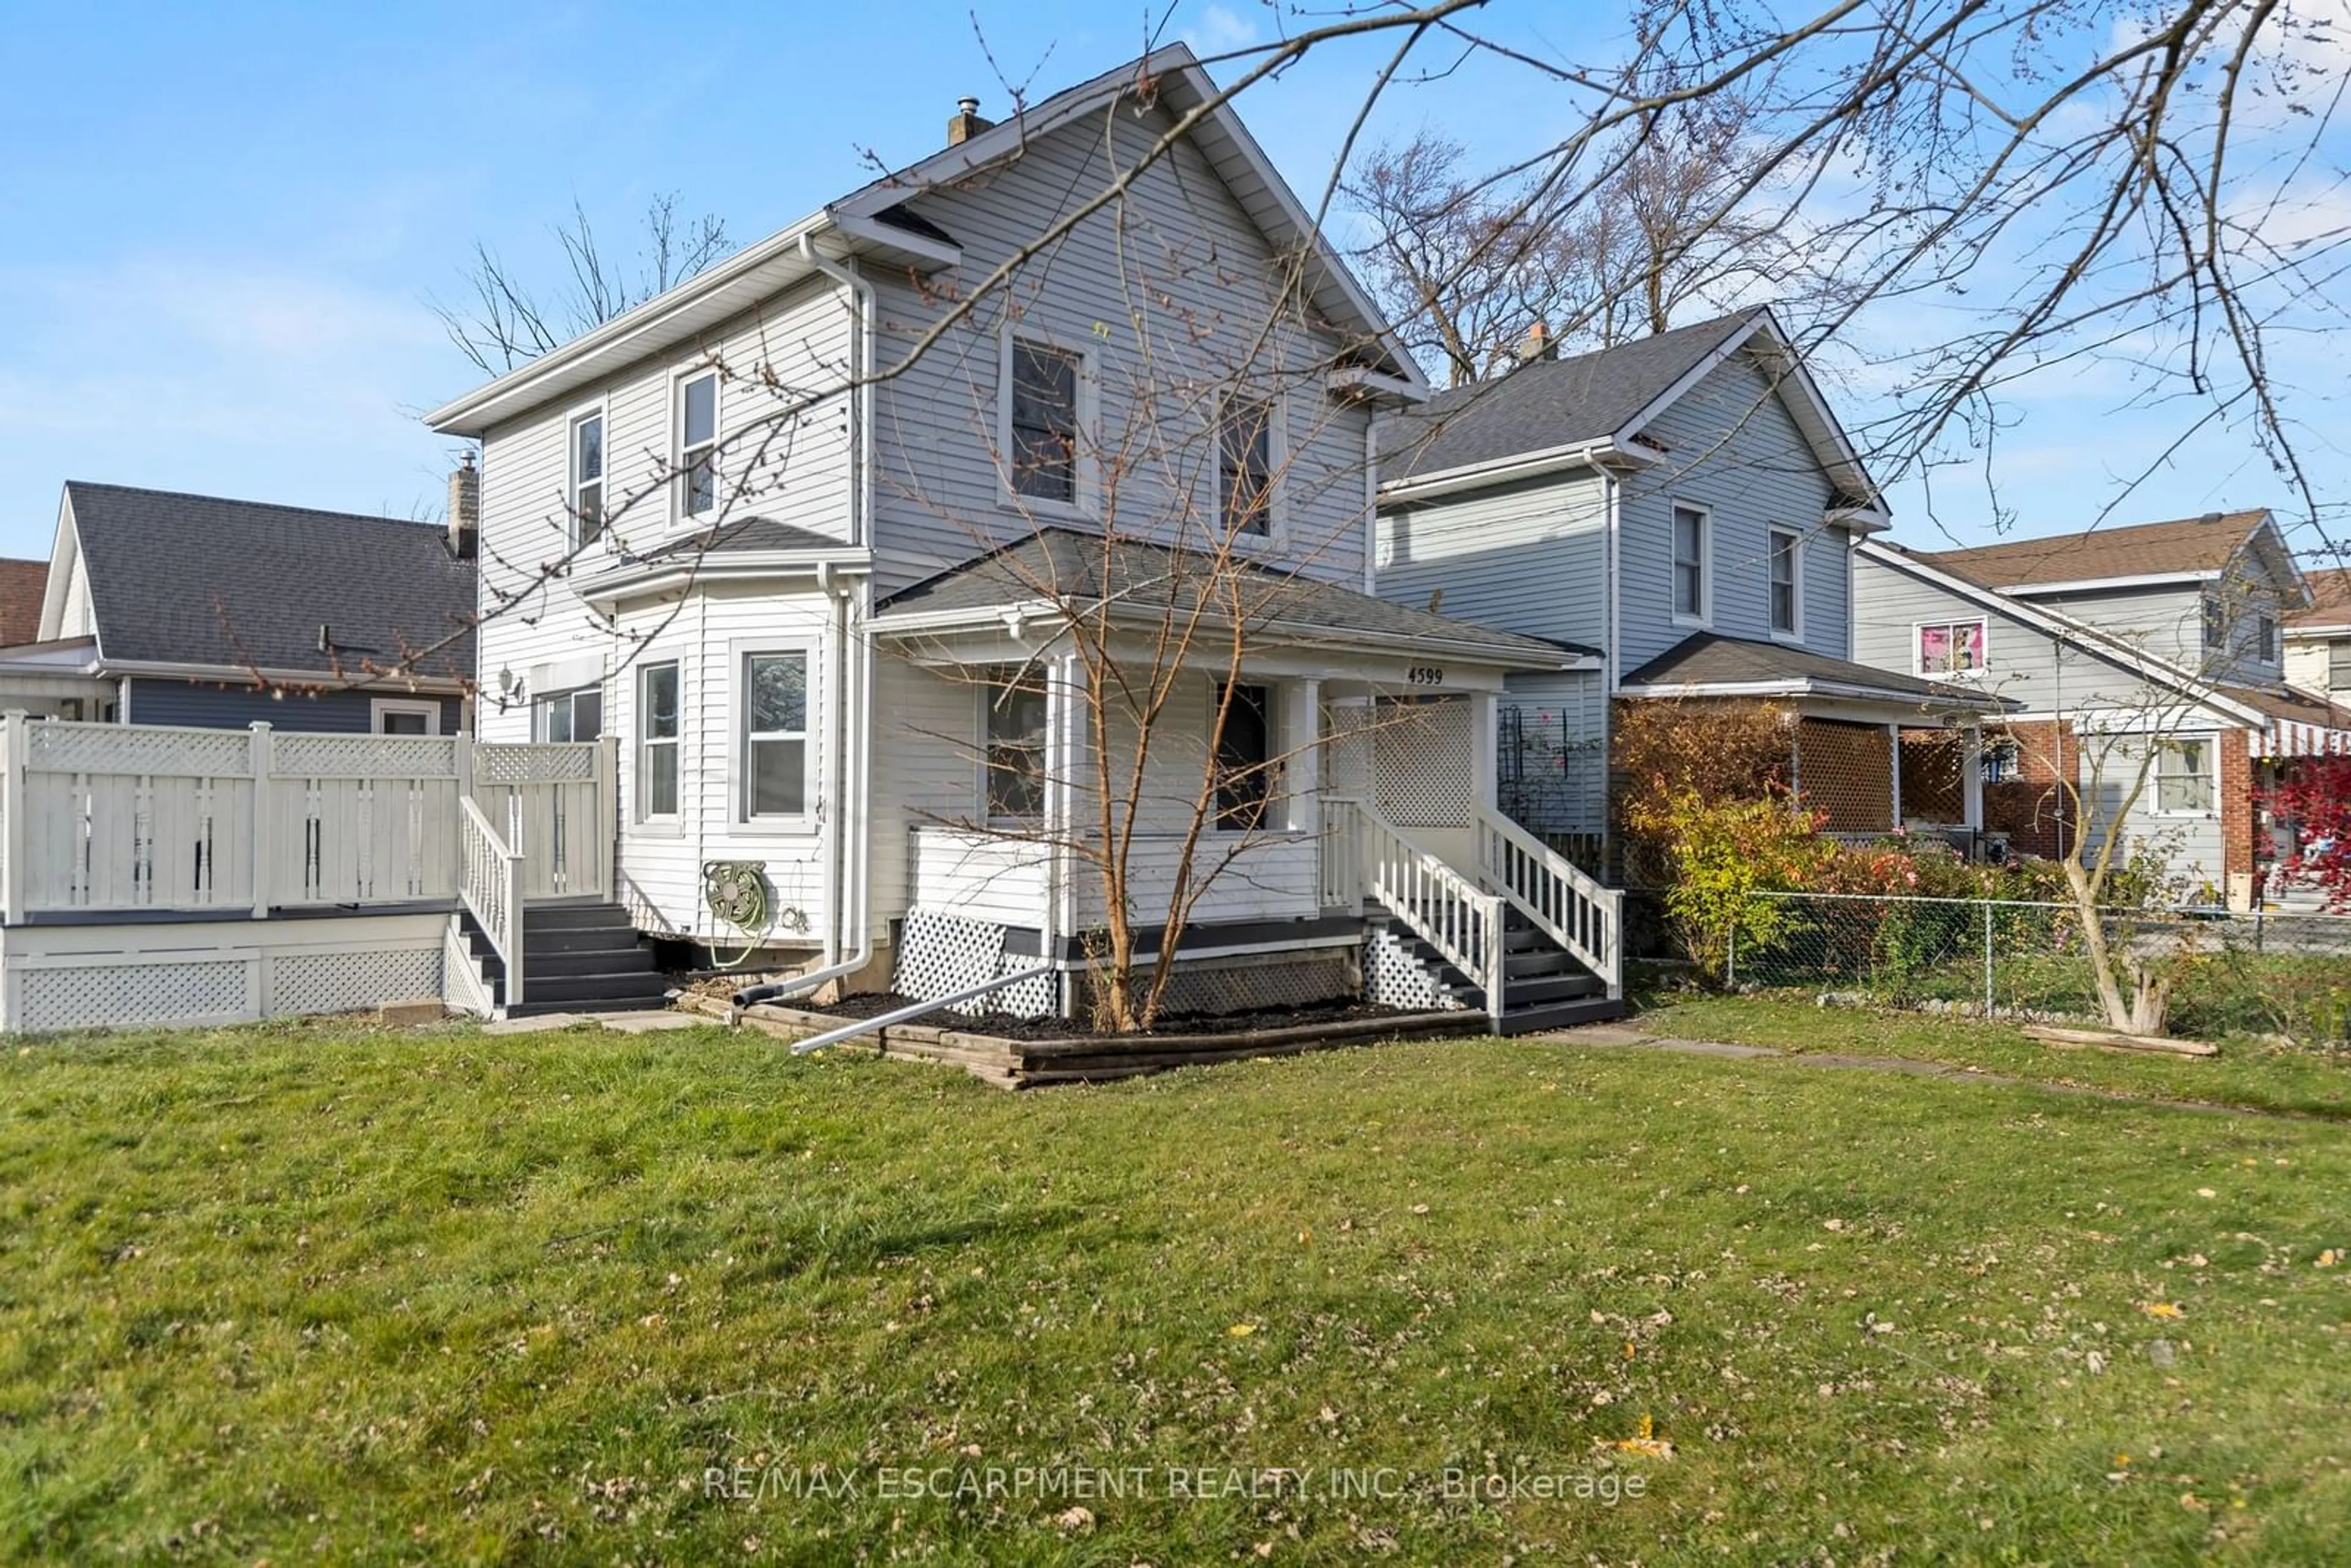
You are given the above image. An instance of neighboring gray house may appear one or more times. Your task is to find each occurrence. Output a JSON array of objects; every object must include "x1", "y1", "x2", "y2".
[
  {"x1": 1852, "y1": 511, "x2": 2350, "y2": 895},
  {"x1": 0, "y1": 482, "x2": 475, "y2": 732},
  {"x1": 425, "y1": 45, "x2": 1627, "y2": 1031},
  {"x1": 1375, "y1": 308, "x2": 2003, "y2": 854}
]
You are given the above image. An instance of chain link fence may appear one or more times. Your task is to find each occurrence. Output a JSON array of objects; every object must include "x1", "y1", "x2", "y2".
[{"x1": 1716, "y1": 890, "x2": 2351, "y2": 1045}]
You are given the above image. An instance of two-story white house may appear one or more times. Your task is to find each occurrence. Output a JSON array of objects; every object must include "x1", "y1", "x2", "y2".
[
  {"x1": 1374, "y1": 308, "x2": 2006, "y2": 863},
  {"x1": 426, "y1": 46, "x2": 1625, "y2": 1032},
  {"x1": 1852, "y1": 511, "x2": 2351, "y2": 896}
]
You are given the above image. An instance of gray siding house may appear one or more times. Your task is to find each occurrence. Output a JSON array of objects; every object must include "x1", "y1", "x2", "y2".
[
  {"x1": 0, "y1": 482, "x2": 474, "y2": 732},
  {"x1": 1376, "y1": 309, "x2": 2001, "y2": 855},
  {"x1": 1852, "y1": 512, "x2": 2350, "y2": 896}
]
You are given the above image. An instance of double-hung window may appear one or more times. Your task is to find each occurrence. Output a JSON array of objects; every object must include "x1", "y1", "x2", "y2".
[
  {"x1": 1767, "y1": 526, "x2": 1801, "y2": 636},
  {"x1": 2154, "y1": 735, "x2": 2216, "y2": 814},
  {"x1": 2328, "y1": 637, "x2": 2351, "y2": 691},
  {"x1": 569, "y1": 409, "x2": 606, "y2": 548},
  {"x1": 2257, "y1": 613, "x2": 2279, "y2": 664},
  {"x1": 1918, "y1": 619, "x2": 1987, "y2": 677},
  {"x1": 1008, "y1": 339, "x2": 1081, "y2": 504},
  {"x1": 2201, "y1": 593, "x2": 2225, "y2": 652},
  {"x1": 1213, "y1": 683, "x2": 1275, "y2": 831},
  {"x1": 533, "y1": 686, "x2": 604, "y2": 743},
  {"x1": 678, "y1": 370, "x2": 718, "y2": 519},
  {"x1": 638, "y1": 662, "x2": 680, "y2": 820},
  {"x1": 983, "y1": 673, "x2": 1049, "y2": 822},
  {"x1": 1671, "y1": 505, "x2": 1708, "y2": 621},
  {"x1": 742, "y1": 651, "x2": 809, "y2": 820},
  {"x1": 1218, "y1": 395, "x2": 1275, "y2": 537}
]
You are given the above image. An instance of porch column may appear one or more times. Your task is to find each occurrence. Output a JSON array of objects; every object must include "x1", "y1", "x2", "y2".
[
  {"x1": 1470, "y1": 689, "x2": 1499, "y2": 814},
  {"x1": 1962, "y1": 724, "x2": 1984, "y2": 830},
  {"x1": 1283, "y1": 679, "x2": 1320, "y2": 832},
  {"x1": 1041, "y1": 653, "x2": 1086, "y2": 1010}
]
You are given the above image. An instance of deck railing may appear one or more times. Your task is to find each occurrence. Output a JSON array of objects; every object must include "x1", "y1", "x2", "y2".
[
  {"x1": 1330, "y1": 795, "x2": 1508, "y2": 1028},
  {"x1": 459, "y1": 793, "x2": 525, "y2": 1006},
  {"x1": 1474, "y1": 806, "x2": 1623, "y2": 1000}
]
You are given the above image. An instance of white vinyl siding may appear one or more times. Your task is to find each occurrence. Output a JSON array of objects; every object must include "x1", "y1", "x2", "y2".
[{"x1": 1374, "y1": 474, "x2": 1608, "y2": 651}]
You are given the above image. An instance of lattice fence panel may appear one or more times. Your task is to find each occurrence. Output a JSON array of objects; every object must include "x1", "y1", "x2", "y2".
[
  {"x1": 1374, "y1": 696, "x2": 1474, "y2": 828},
  {"x1": 1364, "y1": 925, "x2": 1464, "y2": 1011},
  {"x1": 17, "y1": 960, "x2": 249, "y2": 1033},
  {"x1": 1136, "y1": 951, "x2": 1353, "y2": 1018},
  {"x1": 894, "y1": 911, "x2": 1009, "y2": 1005},
  {"x1": 269, "y1": 947, "x2": 443, "y2": 1016},
  {"x1": 1897, "y1": 729, "x2": 1968, "y2": 823},
  {"x1": 1797, "y1": 718, "x2": 1895, "y2": 834},
  {"x1": 1321, "y1": 700, "x2": 1375, "y2": 799},
  {"x1": 983, "y1": 952, "x2": 1058, "y2": 1019},
  {"x1": 273, "y1": 733, "x2": 457, "y2": 779},
  {"x1": 476, "y1": 743, "x2": 598, "y2": 784},
  {"x1": 24, "y1": 723, "x2": 251, "y2": 778}
]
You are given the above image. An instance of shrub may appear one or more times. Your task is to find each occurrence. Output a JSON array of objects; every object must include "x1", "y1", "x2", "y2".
[{"x1": 1630, "y1": 790, "x2": 1830, "y2": 985}]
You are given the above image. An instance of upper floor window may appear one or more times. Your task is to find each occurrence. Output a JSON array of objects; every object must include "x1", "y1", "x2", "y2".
[
  {"x1": 534, "y1": 685, "x2": 603, "y2": 743},
  {"x1": 742, "y1": 651, "x2": 809, "y2": 820},
  {"x1": 983, "y1": 672, "x2": 1049, "y2": 822},
  {"x1": 677, "y1": 371, "x2": 718, "y2": 519},
  {"x1": 1218, "y1": 395, "x2": 1275, "y2": 537},
  {"x1": 1767, "y1": 527, "x2": 1801, "y2": 636},
  {"x1": 1671, "y1": 505, "x2": 1709, "y2": 623},
  {"x1": 638, "y1": 661, "x2": 681, "y2": 819},
  {"x1": 1918, "y1": 619, "x2": 1986, "y2": 677},
  {"x1": 569, "y1": 409, "x2": 606, "y2": 547},
  {"x1": 1008, "y1": 338, "x2": 1082, "y2": 505},
  {"x1": 2330, "y1": 638, "x2": 2351, "y2": 691},
  {"x1": 1213, "y1": 683, "x2": 1274, "y2": 831},
  {"x1": 2257, "y1": 613, "x2": 2278, "y2": 664},
  {"x1": 2201, "y1": 593, "x2": 2224, "y2": 651},
  {"x1": 2154, "y1": 735, "x2": 2216, "y2": 814}
]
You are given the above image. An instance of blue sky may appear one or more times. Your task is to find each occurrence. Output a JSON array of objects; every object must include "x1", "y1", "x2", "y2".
[{"x1": 1, "y1": 1, "x2": 2341, "y2": 565}]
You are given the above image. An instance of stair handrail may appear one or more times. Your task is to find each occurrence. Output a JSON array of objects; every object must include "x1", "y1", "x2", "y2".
[
  {"x1": 460, "y1": 794, "x2": 527, "y2": 1008},
  {"x1": 1354, "y1": 798, "x2": 1507, "y2": 1029},
  {"x1": 1474, "y1": 806, "x2": 1622, "y2": 1000}
]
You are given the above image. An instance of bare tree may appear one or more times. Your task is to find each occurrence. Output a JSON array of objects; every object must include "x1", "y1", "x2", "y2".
[{"x1": 432, "y1": 193, "x2": 734, "y2": 375}]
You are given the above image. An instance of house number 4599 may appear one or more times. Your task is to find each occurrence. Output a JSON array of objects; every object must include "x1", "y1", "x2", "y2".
[{"x1": 1405, "y1": 666, "x2": 1445, "y2": 686}]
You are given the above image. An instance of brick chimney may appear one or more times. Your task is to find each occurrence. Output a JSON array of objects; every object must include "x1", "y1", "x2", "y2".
[
  {"x1": 947, "y1": 95, "x2": 992, "y2": 146},
  {"x1": 448, "y1": 451, "x2": 479, "y2": 560}
]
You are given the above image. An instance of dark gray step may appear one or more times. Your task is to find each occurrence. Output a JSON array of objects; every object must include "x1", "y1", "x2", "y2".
[
  {"x1": 525, "y1": 946, "x2": 657, "y2": 978},
  {"x1": 519, "y1": 972, "x2": 675, "y2": 1007},
  {"x1": 1504, "y1": 948, "x2": 1581, "y2": 980},
  {"x1": 523, "y1": 927, "x2": 649, "y2": 956},
  {"x1": 1495, "y1": 997, "x2": 1628, "y2": 1035},
  {"x1": 504, "y1": 996, "x2": 677, "y2": 1019},
  {"x1": 522, "y1": 903, "x2": 635, "y2": 934},
  {"x1": 1504, "y1": 972, "x2": 1605, "y2": 1007}
]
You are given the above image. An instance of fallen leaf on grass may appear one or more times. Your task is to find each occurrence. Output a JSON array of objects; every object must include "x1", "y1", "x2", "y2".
[
  {"x1": 2139, "y1": 1300, "x2": 2184, "y2": 1319},
  {"x1": 1613, "y1": 1414, "x2": 1676, "y2": 1459},
  {"x1": 1228, "y1": 1322, "x2": 1257, "y2": 1338}
]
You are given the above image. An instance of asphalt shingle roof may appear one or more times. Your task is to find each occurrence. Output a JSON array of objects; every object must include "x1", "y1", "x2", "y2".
[
  {"x1": 1913, "y1": 511, "x2": 2268, "y2": 590},
  {"x1": 1376, "y1": 310, "x2": 1766, "y2": 484},
  {"x1": 628, "y1": 517, "x2": 841, "y2": 559},
  {"x1": 876, "y1": 528, "x2": 1575, "y2": 666},
  {"x1": 2287, "y1": 566, "x2": 2351, "y2": 628},
  {"x1": 0, "y1": 558, "x2": 47, "y2": 646},
  {"x1": 1621, "y1": 632, "x2": 2003, "y2": 708},
  {"x1": 64, "y1": 482, "x2": 476, "y2": 683}
]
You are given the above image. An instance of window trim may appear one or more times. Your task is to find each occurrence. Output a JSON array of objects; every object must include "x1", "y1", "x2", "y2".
[
  {"x1": 1668, "y1": 500, "x2": 1712, "y2": 628},
  {"x1": 1913, "y1": 616, "x2": 1990, "y2": 680},
  {"x1": 672, "y1": 365, "x2": 721, "y2": 525},
  {"x1": 2257, "y1": 612, "x2": 2278, "y2": 665},
  {"x1": 996, "y1": 324, "x2": 1097, "y2": 519},
  {"x1": 531, "y1": 684, "x2": 604, "y2": 744},
  {"x1": 736, "y1": 644, "x2": 816, "y2": 830},
  {"x1": 2327, "y1": 636, "x2": 2351, "y2": 691},
  {"x1": 566, "y1": 397, "x2": 610, "y2": 554},
  {"x1": 2150, "y1": 732, "x2": 2219, "y2": 818},
  {"x1": 977, "y1": 670, "x2": 1050, "y2": 826},
  {"x1": 1766, "y1": 524, "x2": 1804, "y2": 641},
  {"x1": 636, "y1": 659, "x2": 684, "y2": 826},
  {"x1": 369, "y1": 697, "x2": 441, "y2": 736},
  {"x1": 1213, "y1": 389, "x2": 1286, "y2": 544}
]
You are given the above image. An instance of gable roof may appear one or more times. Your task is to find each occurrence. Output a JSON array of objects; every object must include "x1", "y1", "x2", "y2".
[
  {"x1": 1618, "y1": 632, "x2": 2004, "y2": 710},
  {"x1": 1914, "y1": 511, "x2": 2273, "y2": 591},
  {"x1": 427, "y1": 43, "x2": 1415, "y2": 437},
  {"x1": 0, "y1": 558, "x2": 47, "y2": 646},
  {"x1": 59, "y1": 482, "x2": 475, "y2": 686},
  {"x1": 872, "y1": 528, "x2": 1576, "y2": 667},
  {"x1": 1374, "y1": 306, "x2": 1883, "y2": 513},
  {"x1": 2287, "y1": 566, "x2": 2351, "y2": 631}
]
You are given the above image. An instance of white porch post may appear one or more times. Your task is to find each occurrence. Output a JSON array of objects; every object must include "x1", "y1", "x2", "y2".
[
  {"x1": 249, "y1": 721, "x2": 274, "y2": 918},
  {"x1": 1283, "y1": 679, "x2": 1320, "y2": 832},
  {"x1": 1041, "y1": 652, "x2": 1084, "y2": 1015},
  {"x1": 1962, "y1": 724, "x2": 1984, "y2": 830},
  {"x1": 0, "y1": 711, "x2": 23, "y2": 925},
  {"x1": 1471, "y1": 689, "x2": 1499, "y2": 812}
]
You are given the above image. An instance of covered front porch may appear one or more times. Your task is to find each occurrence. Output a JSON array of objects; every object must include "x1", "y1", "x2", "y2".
[{"x1": 867, "y1": 531, "x2": 1624, "y2": 1029}]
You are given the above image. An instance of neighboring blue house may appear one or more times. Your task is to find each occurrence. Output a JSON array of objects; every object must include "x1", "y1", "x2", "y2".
[
  {"x1": 1375, "y1": 308, "x2": 2005, "y2": 858},
  {"x1": 0, "y1": 482, "x2": 476, "y2": 732}
]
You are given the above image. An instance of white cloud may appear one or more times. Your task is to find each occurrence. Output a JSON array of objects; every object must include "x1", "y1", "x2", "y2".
[{"x1": 1181, "y1": 2, "x2": 1260, "y2": 56}]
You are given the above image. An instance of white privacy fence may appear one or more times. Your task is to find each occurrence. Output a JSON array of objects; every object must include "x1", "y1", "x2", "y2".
[{"x1": 0, "y1": 716, "x2": 613, "y2": 921}]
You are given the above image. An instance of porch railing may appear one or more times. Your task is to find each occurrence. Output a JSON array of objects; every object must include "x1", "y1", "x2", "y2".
[
  {"x1": 1329, "y1": 795, "x2": 1507, "y2": 1029},
  {"x1": 459, "y1": 794, "x2": 525, "y2": 1007},
  {"x1": 1474, "y1": 806, "x2": 1622, "y2": 1000}
]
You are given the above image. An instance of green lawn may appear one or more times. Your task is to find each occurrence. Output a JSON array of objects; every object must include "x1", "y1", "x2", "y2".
[{"x1": 3, "y1": 1017, "x2": 2348, "y2": 1564}]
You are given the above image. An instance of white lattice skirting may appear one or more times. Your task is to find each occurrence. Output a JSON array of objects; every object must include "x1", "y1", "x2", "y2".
[{"x1": 2, "y1": 913, "x2": 448, "y2": 1033}]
